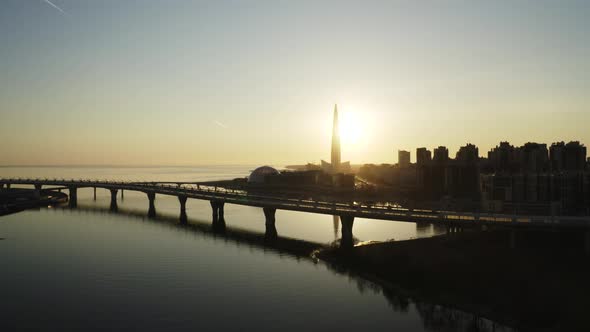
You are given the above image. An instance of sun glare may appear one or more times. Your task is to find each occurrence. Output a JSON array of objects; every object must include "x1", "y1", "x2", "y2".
[{"x1": 339, "y1": 109, "x2": 366, "y2": 147}]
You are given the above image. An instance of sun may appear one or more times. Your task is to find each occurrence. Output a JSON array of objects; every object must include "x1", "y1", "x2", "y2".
[{"x1": 338, "y1": 109, "x2": 365, "y2": 147}]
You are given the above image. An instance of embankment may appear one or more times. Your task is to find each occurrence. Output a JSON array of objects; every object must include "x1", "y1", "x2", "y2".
[{"x1": 318, "y1": 229, "x2": 590, "y2": 331}]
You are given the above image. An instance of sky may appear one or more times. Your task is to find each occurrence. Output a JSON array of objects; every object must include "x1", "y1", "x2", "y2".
[{"x1": 1, "y1": 0, "x2": 589, "y2": 166}]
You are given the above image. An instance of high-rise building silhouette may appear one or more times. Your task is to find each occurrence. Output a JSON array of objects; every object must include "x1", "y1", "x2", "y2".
[
  {"x1": 321, "y1": 104, "x2": 350, "y2": 174},
  {"x1": 433, "y1": 146, "x2": 449, "y2": 164},
  {"x1": 456, "y1": 143, "x2": 479, "y2": 164},
  {"x1": 488, "y1": 142, "x2": 517, "y2": 173},
  {"x1": 398, "y1": 150, "x2": 410, "y2": 168},
  {"x1": 550, "y1": 141, "x2": 587, "y2": 172},
  {"x1": 416, "y1": 148, "x2": 432, "y2": 166},
  {"x1": 517, "y1": 143, "x2": 549, "y2": 173},
  {"x1": 331, "y1": 104, "x2": 341, "y2": 171}
]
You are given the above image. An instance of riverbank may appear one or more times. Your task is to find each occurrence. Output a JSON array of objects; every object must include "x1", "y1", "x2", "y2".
[
  {"x1": 0, "y1": 189, "x2": 67, "y2": 216},
  {"x1": 318, "y1": 229, "x2": 590, "y2": 331}
]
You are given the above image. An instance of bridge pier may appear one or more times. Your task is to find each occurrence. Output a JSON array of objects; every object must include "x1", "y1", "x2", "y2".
[
  {"x1": 121, "y1": 189, "x2": 124, "y2": 201},
  {"x1": 34, "y1": 184, "x2": 42, "y2": 198},
  {"x1": 445, "y1": 224, "x2": 454, "y2": 235},
  {"x1": 110, "y1": 189, "x2": 118, "y2": 211},
  {"x1": 93, "y1": 187, "x2": 96, "y2": 201},
  {"x1": 263, "y1": 207, "x2": 277, "y2": 240},
  {"x1": 6, "y1": 183, "x2": 11, "y2": 189},
  {"x1": 178, "y1": 195, "x2": 188, "y2": 222},
  {"x1": 340, "y1": 215, "x2": 355, "y2": 249},
  {"x1": 147, "y1": 192, "x2": 156, "y2": 217},
  {"x1": 210, "y1": 200, "x2": 225, "y2": 231},
  {"x1": 68, "y1": 186, "x2": 78, "y2": 207}
]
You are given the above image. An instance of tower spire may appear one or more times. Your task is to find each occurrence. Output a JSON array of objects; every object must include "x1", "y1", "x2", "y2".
[{"x1": 331, "y1": 104, "x2": 341, "y2": 173}]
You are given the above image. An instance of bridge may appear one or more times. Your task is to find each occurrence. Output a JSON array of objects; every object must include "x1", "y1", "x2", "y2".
[{"x1": 2, "y1": 178, "x2": 590, "y2": 249}]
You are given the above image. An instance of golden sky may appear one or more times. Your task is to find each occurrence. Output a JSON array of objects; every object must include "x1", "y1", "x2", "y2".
[{"x1": 1, "y1": 1, "x2": 589, "y2": 165}]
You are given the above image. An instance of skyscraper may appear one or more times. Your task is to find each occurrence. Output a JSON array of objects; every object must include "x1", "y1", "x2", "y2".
[
  {"x1": 416, "y1": 147, "x2": 432, "y2": 166},
  {"x1": 321, "y1": 104, "x2": 350, "y2": 174},
  {"x1": 398, "y1": 150, "x2": 410, "y2": 168},
  {"x1": 331, "y1": 104, "x2": 341, "y2": 171}
]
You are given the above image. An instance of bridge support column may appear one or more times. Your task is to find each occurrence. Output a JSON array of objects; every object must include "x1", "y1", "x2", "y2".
[
  {"x1": 93, "y1": 187, "x2": 96, "y2": 201},
  {"x1": 263, "y1": 207, "x2": 277, "y2": 240},
  {"x1": 110, "y1": 189, "x2": 118, "y2": 211},
  {"x1": 147, "y1": 192, "x2": 156, "y2": 217},
  {"x1": 0, "y1": 183, "x2": 4, "y2": 189},
  {"x1": 178, "y1": 195, "x2": 188, "y2": 223},
  {"x1": 6, "y1": 183, "x2": 11, "y2": 189},
  {"x1": 340, "y1": 215, "x2": 355, "y2": 249},
  {"x1": 34, "y1": 184, "x2": 42, "y2": 198},
  {"x1": 218, "y1": 201, "x2": 225, "y2": 221},
  {"x1": 121, "y1": 189, "x2": 124, "y2": 201},
  {"x1": 210, "y1": 200, "x2": 225, "y2": 231},
  {"x1": 68, "y1": 186, "x2": 77, "y2": 207}
]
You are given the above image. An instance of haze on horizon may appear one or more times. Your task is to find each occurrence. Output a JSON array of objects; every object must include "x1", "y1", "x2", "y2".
[{"x1": 1, "y1": 0, "x2": 589, "y2": 166}]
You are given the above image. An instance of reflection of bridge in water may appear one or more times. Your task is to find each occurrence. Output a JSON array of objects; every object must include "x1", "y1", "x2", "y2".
[
  {"x1": 3, "y1": 178, "x2": 590, "y2": 249},
  {"x1": 44, "y1": 204, "x2": 515, "y2": 332}
]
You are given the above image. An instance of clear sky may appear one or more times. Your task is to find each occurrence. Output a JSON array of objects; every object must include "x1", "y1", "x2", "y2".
[{"x1": 1, "y1": 0, "x2": 589, "y2": 166}]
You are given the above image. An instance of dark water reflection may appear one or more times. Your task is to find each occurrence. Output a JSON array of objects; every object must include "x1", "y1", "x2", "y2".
[{"x1": 0, "y1": 204, "x2": 514, "y2": 331}]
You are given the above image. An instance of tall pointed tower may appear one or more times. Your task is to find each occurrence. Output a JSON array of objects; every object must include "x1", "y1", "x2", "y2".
[
  {"x1": 321, "y1": 104, "x2": 349, "y2": 174},
  {"x1": 331, "y1": 104, "x2": 341, "y2": 173}
]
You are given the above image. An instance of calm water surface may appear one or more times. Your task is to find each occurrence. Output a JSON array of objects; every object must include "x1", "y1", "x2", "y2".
[{"x1": 0, "y1": 166, "x2": 512, "y2": 331}]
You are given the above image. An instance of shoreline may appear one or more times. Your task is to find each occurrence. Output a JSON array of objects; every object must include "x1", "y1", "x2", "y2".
[
  {"x1": 0, "y1": 189, "x2": 68, "y2": 216},
  {"x1": 317, "y1": 230, "x2": 590, "y2": 331}
]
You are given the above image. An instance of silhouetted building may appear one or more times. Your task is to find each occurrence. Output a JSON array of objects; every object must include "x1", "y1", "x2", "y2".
[
  {"x1": 248, "y1": 166, "x2": 280, "y2": 183},
  {"x1": 456, "y1": 143, "x2": 479, "y2": 164},
  {"x1": 416, "y1": 148, "x2": 432, "y2": 166},
  {"x1": 321, "y1": 104, "x2": 351, "y2": 174},
  {"x1": 564, "y1": 141, "x2": 586, "y2": 171},
  {"x1": 433, "y1": 146, "x2": 449, "y2": 164},
  {"x1": 517, "y1": 142, "x2": 549, "y2": 173},
  {"x1": 363, "y1": 140, "x2": 590, "y2": 215},
  {"x1": 398, "y1": 150, "x2": 410, "y2": 168},
  {"x1": 445, "y1": 144, "x2": 479, "y2": 198},
  {"x1": 550, "y1": 141, "x2": 586, "y2": 172},
  {"x1": 481, "y1": 172, "x2": 588, "y2": 215},
  {"x1": 488, "y1": 141, "x2": 517, "y2": 173},
  {"x1": 431, "y1": 147, "x2": 449, "y2": 197}
]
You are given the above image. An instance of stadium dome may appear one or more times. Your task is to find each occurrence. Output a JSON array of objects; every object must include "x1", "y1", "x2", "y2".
[{"x1": 248, "y1": 166, "x2": 279, "y2": 183}]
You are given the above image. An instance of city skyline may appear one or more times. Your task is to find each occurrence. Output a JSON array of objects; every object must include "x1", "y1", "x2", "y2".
[{"x1": 1, "y1": 1, "x2": 590, "y2": 166}]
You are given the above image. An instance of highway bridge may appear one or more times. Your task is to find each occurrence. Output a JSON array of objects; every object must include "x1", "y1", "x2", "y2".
[{"x1": 2, "y1": 178, "x2": 590, "y2": 249}]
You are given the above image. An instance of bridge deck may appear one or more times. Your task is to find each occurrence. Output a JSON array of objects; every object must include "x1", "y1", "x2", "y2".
[{"x1": 2, "y1": 178, "x2": 590, "y2": 229}]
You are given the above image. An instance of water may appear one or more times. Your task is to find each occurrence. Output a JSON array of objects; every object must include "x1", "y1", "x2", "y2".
[{"x1": 0, "y1": 166, "x2": 510, "y2": 331}]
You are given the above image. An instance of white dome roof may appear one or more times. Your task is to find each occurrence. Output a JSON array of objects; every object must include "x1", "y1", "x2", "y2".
[{"x1": 248, "y1": 166, "x2": 279, "y2": 183}]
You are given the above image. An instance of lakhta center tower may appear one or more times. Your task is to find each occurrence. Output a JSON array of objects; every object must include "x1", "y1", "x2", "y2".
[
  {"x1": 322, "y1": 104, "x2": 350, "y2": 174},
  {"x1": 331, "y1": 104, "x2": 341, "y2": 171}
]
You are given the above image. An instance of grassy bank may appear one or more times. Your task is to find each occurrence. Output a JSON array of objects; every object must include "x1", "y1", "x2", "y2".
[{"x1": 318, "y1": 229, "x2": 590, "y2": 331}]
